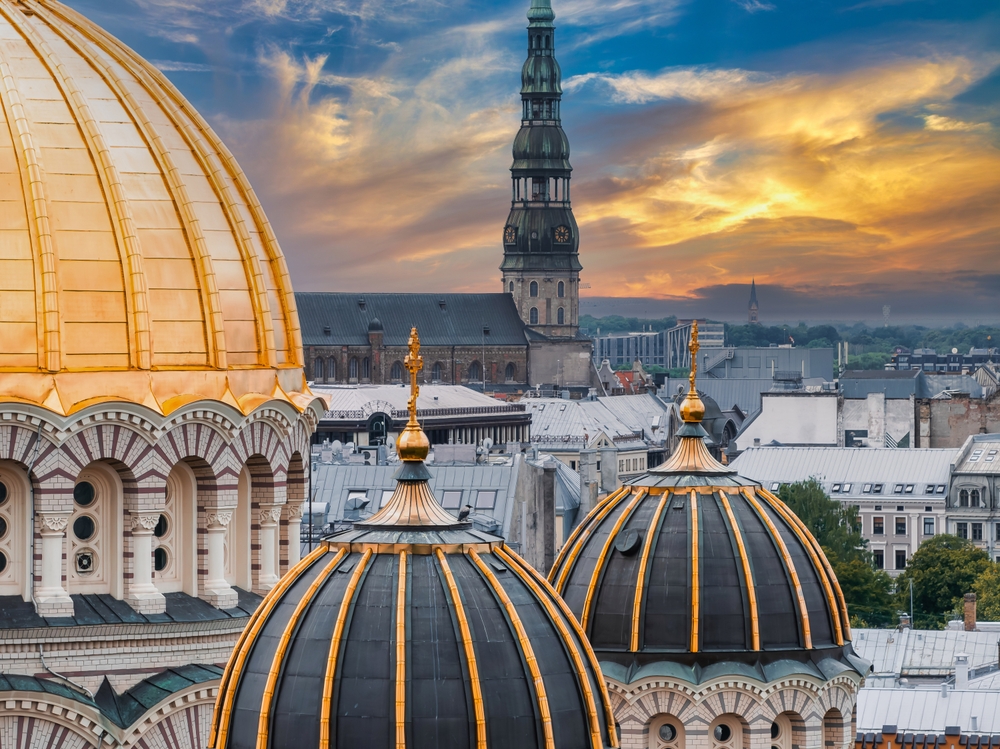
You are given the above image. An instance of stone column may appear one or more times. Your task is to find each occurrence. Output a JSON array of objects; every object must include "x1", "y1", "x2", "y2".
[
  {"x1": 35, "y1": 513, "x2": 73, "y2": 617},
  {"x1": 259, "y1": 506, "x2": 282, "y2": 590},
  {"x1": 127, "y1": 514, "x2": 166, "y2": 614},
  {"x1": 202, "y1": 511, "x2": 237, "y2": 609},
  {"x1": 285, "y1": 503, "x2": 304, "y2": 568}
]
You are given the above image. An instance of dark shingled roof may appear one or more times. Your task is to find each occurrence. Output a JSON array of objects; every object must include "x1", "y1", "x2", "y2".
[{"x1": 296, "y1": 293, "x2": 531, "y2": 347}]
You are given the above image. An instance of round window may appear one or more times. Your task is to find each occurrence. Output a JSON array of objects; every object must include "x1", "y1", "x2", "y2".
[
  {"x1": 0, "y1": 551, "x2": 7, "y2": 574},
  {"x1": 714, "y1": 725, "x2": 732, "y2": 742},
  {"x1": 0, "y1": 517, "x2": 7, "y2": 540},
  {"x1": 0, "y1": 481, "x2": 8, "y2": 507},
  {"x1": 771, "y1": 724, "x2": 780, "y2": 739},
  {"x1": 74, "y1": 481, "x2": 96, "y2": 506},
  {"x1": 659, "y1": 724, "x2": 677, "y2": 742},
  {"x1": 73, "y1": 515, "x2": 96, "y2": 541},
  {"x1": 154, "y1": 547, "x2": 168, "y2": 572},
  {"x1": 154, "y1": 514, "x2": 168, "y2": 538}
]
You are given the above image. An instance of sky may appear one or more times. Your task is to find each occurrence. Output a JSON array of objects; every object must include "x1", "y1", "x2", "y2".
[{"x1": 64, "y1": 0, "x2": 1000, "y2": 324}]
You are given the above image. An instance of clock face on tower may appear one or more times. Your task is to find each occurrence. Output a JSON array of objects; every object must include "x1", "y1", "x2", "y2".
[
  {"x1": 554, "y1": 225, "x2": 570, "y2": 243},
  {"x1": 504, "y1": 226, "x2": 517, "y2": 244}
]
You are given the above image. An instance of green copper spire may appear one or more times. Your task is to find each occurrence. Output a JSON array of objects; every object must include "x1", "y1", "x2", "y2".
[
  {"x1": 500, "y1": 0, "x2": 582, "y2": 337},
  {"x1": 527, "y1": 0, "x2": 555, "y2": 25}
]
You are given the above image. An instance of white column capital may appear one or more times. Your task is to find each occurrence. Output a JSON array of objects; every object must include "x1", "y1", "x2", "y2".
[
  {"x1": 259, "y1": 506, "x2": 282, "y2": 526},
  {"x1": 130, "y1": 513, "x2": 160, "y2": 533},
  {"x1": 39, "y1": 512, "x2": 70, "y2": 535},
  {"x1": 206, "y1": 510, "x2": 233, "y2": 530}
]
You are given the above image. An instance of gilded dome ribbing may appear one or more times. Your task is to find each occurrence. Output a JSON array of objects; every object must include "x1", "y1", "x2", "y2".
[
  {"x1": 0, "y1": 0, "x2": 310, "y2": 415},
  {"x1": 548, "y1": 325, "x2": 864, "y2": 675},
  {"x1": 209, "y1": 327, "x2": 619, "y2": 749}
]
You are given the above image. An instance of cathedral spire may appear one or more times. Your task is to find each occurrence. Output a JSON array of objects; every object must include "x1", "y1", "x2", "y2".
[
  {"x1": 748, "y1": 279, "x2": 759, "y2": 324},
  {"x1": 500, "y1": 0, "x2": 581, "y2": 337}
]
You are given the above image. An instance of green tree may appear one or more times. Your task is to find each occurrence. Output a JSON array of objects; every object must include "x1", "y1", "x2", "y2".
[
  {"x1": 895, "y1": 535, "x2": 990, "y2": 629},
  {"x1": 777, "y1": 480, "x2": 895, "y2": 627},
  {"x1": 972, "y1": 564, "x2": 1000, "y2": 621},
  {"x1": 778, "y1": 479, "x2": 866, "y2": 564}
]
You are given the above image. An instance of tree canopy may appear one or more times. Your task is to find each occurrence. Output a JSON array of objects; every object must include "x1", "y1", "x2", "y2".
[
  {"x1": 972, "y1": 564, "x2": 1000, "y2": 621},
  {"x1": 895, "y1": 535, "x2": 990, "y2": 629}
]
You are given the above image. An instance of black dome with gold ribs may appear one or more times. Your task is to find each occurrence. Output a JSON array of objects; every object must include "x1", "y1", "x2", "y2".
[
  {"x1": 209, "y1": 329, "x2": 618, "y2": 749},
  {"x1": 549, "y1": 324, "x2": 867, "y2": 676}
]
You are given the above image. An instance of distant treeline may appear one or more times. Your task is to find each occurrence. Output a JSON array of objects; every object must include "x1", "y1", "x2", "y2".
[{"x1": 581, "y1": 316, "x2": 1000, "y2": 372}]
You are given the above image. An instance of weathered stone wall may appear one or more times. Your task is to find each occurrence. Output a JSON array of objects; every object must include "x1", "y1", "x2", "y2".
[{"x1": 916, "y1": 393, "x2": 1000, "y2": 448}]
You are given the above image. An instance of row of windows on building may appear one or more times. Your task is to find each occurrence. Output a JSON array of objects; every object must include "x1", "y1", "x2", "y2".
[
  {"x1": 619, "y1": 456, "x2": 646, "y2": 473},
  {"x1": 829, "y1": 482, "x2": 947, "y2": 495},
  {"x1": 523, "y1": 280, "x2": 565, "y2": 298},
  {"x1": 872, "y1": 549, "x2": 909, "y2": 571},
  {"x1": 955, "y1": 521, "x2": 1000, "y2": 542},
  {"x1": 312, "y1": 358, "x2": 519, "y2": 383}
]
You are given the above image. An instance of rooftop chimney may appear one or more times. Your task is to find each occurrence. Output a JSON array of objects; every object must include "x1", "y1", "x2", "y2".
[
  {"x1": 955, "y1": 653, "x2": 969, "y2": 690},
  {"x1": 965, "y1": 592, "x2": 977, "y2": 631}
]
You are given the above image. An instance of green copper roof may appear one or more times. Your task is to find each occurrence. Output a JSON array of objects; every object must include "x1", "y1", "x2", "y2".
[{"x1": 527, "y1": 0, "x2": 555, "y2": 25}]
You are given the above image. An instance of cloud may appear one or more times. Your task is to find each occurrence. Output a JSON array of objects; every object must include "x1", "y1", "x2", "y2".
[
  {"x1": 923, "y1": 114, "x2": 991, "y2": 131},
  {"x1": 150, "y1": 59, "x2": 213, "y2": 72},
  {"x1": 565, "y1": 66, "x2": 775, "y2": 104},
  {"x1": 734, "y1": 0, "x2": 776, "y2": 12}
]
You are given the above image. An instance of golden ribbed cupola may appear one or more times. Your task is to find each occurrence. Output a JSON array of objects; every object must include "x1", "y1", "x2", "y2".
[
  {"x1": 0, "y1": 0, "x2": 310, "y2": 415},
  {"x1": 210, "y1": 328, "x2": 619, "y2": 749}
]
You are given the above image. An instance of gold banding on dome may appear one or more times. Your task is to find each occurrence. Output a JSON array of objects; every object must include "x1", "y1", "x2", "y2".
[
  {"x1": 211, "y1": 546, "x2": 327, "y2": 749},
  {"x1": 741, "y1": 487, "x2": 812, "y2": 649},
  {"x1": 581, "y1": 488, "x2": 647, "y2": 633},
  {"x1": 320, "y1": 549, "x2": 373, "y2": 749},
  {"x1": 551, "y1": 486, "x2": 629, "y2": 590},
  {"x1": 762, "y1": 489, "x2": 845, "y2": 645},
  {"x1": 510, "y1": 552, "x2": 620, "y2": 748},
  {"x1": 718, "y1": 490, "x2": 760, "y2": 651},
  {"x1": 471, "y1": 549, "x2": 556, "y2": 749},
  {"x1": 255, "y1": 550, "x2": 346, "y2": 749},
  {"x1": 435, "y1": 549, "x2": 487, "y2": 749},
  {"x1": 689, "y1": 489, "x2": 700, "y2": 653},
  {"x1": 496, "y1": 547, "x2": 606, "y2": 749},
  {"x1": 395, "y1": 552, "x2": 408, "y2": 749},
  {"x1": 631, "y1": 490, "x2": 671, "y2": 652}
]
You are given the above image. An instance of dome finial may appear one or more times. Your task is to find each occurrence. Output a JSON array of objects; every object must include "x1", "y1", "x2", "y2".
[
  {"x1": 680, "y1": 321, "x2": 706, "y2": 423},
  {"x1": 396, "y1": 327, "x2": 430, "y2": 462}
]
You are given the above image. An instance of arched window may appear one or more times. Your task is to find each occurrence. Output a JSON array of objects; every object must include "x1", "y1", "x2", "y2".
[
  {"x1": 709, "y1": 715, "x2": 745, "y2": 749},
  {"x1": 327, "y1": 357, "x2": 336, "y2": 382},
  {"x1": 69, "y1": 464, "x2": 122, "y2": 597},
  {"x1": 960, "y1": 489, "x2": 969, "y2": 507},
  {"x1": 349, "y1": 357, "x2": 359, "y2": 380},
  {"x1": 509, "y1": 281, "x2": 514, "y2": 293},
  {"x1": 0, "y1": 466, "x2": 28, "y2": 598},
  {"x1": 157, "y1": 462, "x2": 197, "y2": 595},
  {"x1": 557, "y1": 281, "x2": 564, "y2": 298},
  {"x1": 557, "y1": 307, "x2": 565, "y2": 325},
  {"x1": 529, "y1": 281, "x2": 538, "y2": 297},
  {"x1": 468, "y1": 361, "x2": 483, "y2": 382},
  {"x1": 313, "y1": 358, "x2": 324, "y2": 382},
  {"x1": 432, "y1": 362, "x2": 443, "y2": 382},
  {"x1": 529, "y1": 307, "x2": 538, "y2": 325},
  {"x1": 362, "y1": 357, "x2": 371, "y2": 380},
  {"x1": 971, "y1": 489, "x2": 981, "y2": 507},
  {"x1": 505, "y1": 362, "x2": 516, "y2": 382},
  {"x1": 390, "y1": 361, "x2": 404, "y2": 382}
]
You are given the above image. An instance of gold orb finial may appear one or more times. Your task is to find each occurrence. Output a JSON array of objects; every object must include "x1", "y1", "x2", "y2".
[
  {"x1": 397, "y1": 327, "x2": 431, "y2": 461},
  {"x1": 680, "y1": 320, "x2": 705, "y2": 423}
]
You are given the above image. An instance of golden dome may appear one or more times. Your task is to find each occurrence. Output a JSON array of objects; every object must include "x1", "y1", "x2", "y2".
[{"x1": 0, "y1": 0, "x2": 311, "y2": 416}]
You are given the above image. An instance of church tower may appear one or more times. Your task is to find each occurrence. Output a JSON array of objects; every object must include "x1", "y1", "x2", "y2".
[
  {"x1": 501, "y1": 0, "x2": 581, "y2": 337},
  {"x1": 749, "y1": 278, "x2": 759, "y2": 324}
]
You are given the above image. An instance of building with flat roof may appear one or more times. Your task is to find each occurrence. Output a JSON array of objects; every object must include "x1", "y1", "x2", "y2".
[{"x1": 592, "y1": 319, "x2": 725, "y2": 369}]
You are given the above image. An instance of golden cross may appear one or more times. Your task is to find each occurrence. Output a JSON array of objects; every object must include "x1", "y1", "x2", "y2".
[
  {"x1": 688, "y1": 320, "x2": 700, "y2": 392},
  {"x1": 404, "y1": 327, "x2": 423, "y2": 423}
]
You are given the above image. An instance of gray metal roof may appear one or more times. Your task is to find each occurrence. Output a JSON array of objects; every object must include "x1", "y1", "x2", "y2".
[
  {"x1": 852, "y1": 628, "x2": 1000, "y2": 676},
  {"x1": 857, "y1": 688, "x2": 1000, "y2": 733},
  {"x1": 591, "y1": 393, "x2": 669, "y2": 441},
  {"x1": 730, "y1": 447, "x2": 958, "y2": 500},
  {"x1": 313, "y1": 384, "x2": 517, "y2": 417},
  {"x1": 526, "y1": 397, "x2": 648, "y2": 448},
  {"x1": 840, "y1": 371, "x2": 984, "y2": 400},
  {"x1": 953, "y1": 433, "x2": 1000, "y2": 476},
  {"x1": 296, "y1": 292, "x2": 530, "y2": 347},
  {"x1": 311, "y1": 459, "x2": 523, "y2": 537}
]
